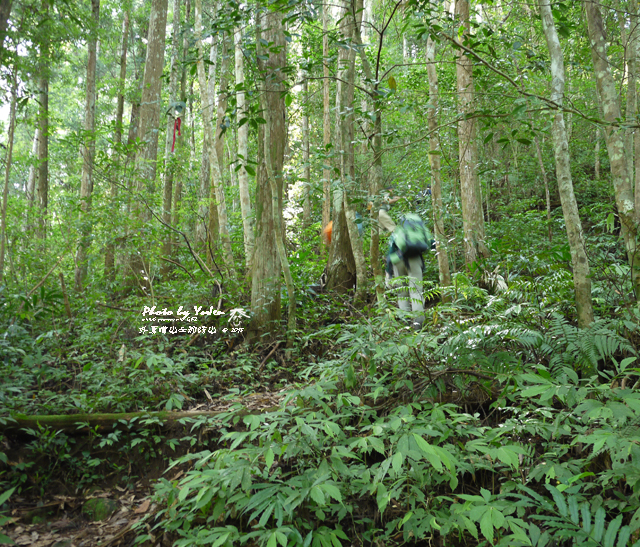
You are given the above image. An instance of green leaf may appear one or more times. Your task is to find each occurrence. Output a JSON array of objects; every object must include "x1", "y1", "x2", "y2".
[
  {"x1": 267, "y1": 531, "x2": 278, "y2": 547},
  {"x1": 392, "y1": 451, "x2": 403, "y2": 473},
  {"x1": 376, "y1": 483, "x2": 389, "y2": 514},
  {"x1": 0, "y1": 487, "x2": 15, "y2": 506},
  {"x1": 548, "y1": 486, "x2": 567, "y2": 517},
  {"x1": 616, "y1": 525, "x2": 631, "y2": 547},
  {"x1": 581, "y1": 502, "x2": 592, "y2": 535},
  {"x1": 321, "y1": 483, "x2": 343, "y2": 504},
  {"x1": 265, "y1": 448, "x2": 274, "y2": 470},
  {"x1": 592, "y1": 506, "x2": 606, "y2": 542},
  {"x1": 568, "y1": 495, "x2": 579, "y2": 525},
  {"x1": 413, "y1": 434, "x2": 443, "y2": 472},
  {"x1": 0, "y1": 535, "x2": 15, "y2": 545},
  {"x1": 310, "y1": 486, "x2": 325, "y2": 506},
  {"x1": 603, "y1": 515, "x2": 622, "y2": 547},
  {"x1": 480, "y1": 508, "x2": 494, "y2": 543},
  {"x1": 285, "y1": 94, "x2": 293, "y2": 107}
]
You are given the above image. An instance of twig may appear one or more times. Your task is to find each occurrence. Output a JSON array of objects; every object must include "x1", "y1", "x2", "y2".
[
  {"x1": 160, "y1": 256, "x2": 196, "y2": 281},
  {"x1": 95, "y1": 302, "x2": 137, "y2": 313},
  {"x1": 58, "y1": 272, "x2": 72, "y2": 319},
  {"x1": 259, "y1": 341, "x2": 281, "y2": 373},
  {"x1": 26, "y1": 255, "x2": 65, "y2": 298}
]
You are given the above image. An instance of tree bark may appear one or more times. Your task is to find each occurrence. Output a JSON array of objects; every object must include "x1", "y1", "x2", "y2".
[
  {"x1": 105, "y1": 10, "x2": 129, "y2": 283},
  {"x1": 0, "y1": 77, "x2": 17, "y2": 284},
  {"x1": 539, "y1": 0, "x2": 593, "y2": 327},
  {"x1": 426, "y1": 36, "x2": 452, "y2": 292},
  {"x1": 135, "y1": 0, "x2": 168, "y2": 203},
  {"x1": 454, "y1": 0, "x2": 489, "y2": 266},
  {"x1": 161, "y1": 0, "x2": 181, "y2": 273},
  {"x1": 302, "y1": 75, "x2": 311, "y2": 227},
  {"x1": 36, "y1": 0, "x2": 50, "y2": 240},
  {"x1": 261, "y1": 9, "x2": 296, "y2": 339},
  {"x1": 235, "y1": 27, "x2": 254, "y2": 271},
  {"x1": 194, "y1": 0, "x2": 235, "y2": 277},
  {"x1": 326, "y1": 0, "x2": 357, "y2": 293},
  {"x1": 322, "y1": 5, "x2": 331, "y2": 237},
  {"x1": 585, "y1": 0, "x2": 640, "y2": 298},
  {"x1": 0, "y1": 0, "x2": 12, "y2": 60},
  {"x1": 74, "y1": 0, "x2": 100, "y2": 291}
]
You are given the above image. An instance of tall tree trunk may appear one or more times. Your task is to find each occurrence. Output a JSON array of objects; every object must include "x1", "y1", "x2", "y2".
[
  {"x1": 161, "y1": 0, "x2": 181, "y2": 272},
  {"x1": 534, "y1": 137, "x2": 553, "y2": 242},
  {"x1": 36, "y1": 0, "x2": 50, "y2": 240},
  {"x1": 585, "y1": 0, "x2": 640, "y2": 299},
  {"x1": 196, "y1": 137, "x2": 211, "y2": 247},
  {"x1": 426, "y1": 36, "x2": 452, "y2": 292},
  {"x1": 302, "y1": 75, "x2": 311, "y2": 227},
  {"x1": 210, "y1": 32, "x2": 230, "y2": 266},
  {"x1": 105, "y1": 10, "x2": 129, "y2": 282},
  {"x1": 595, "y1": 127, "x2": 601, "y2": 181},
  {"x1": 25, "y1": 129, "x2": 38, "y2": 232},
  {"x1": 322, "y1": 5, "x2": 331, "y2": 237},
  {"x1": 250, "y1": 10, "x2": 282, "y2": 335},
  {"x1": 455, "y1": 0, "x2": 489, "y2": 266},
  {"x1": 326, "y1": 0, "x2": 357, "y2": 293},
  {"x1": 134, "y1": 0, "x2": 168, "y2": 207},
  {"x1": 235, "y1": 27, "x2": 254, "y2": 271},
  {"x1": 260, "y1": 9, "x2": 296, "y2": 338},
  {"x1": 74, "y1": 0, "x2": 100, "y2": 291},
  {"x1": 540, "y1": 0, "x2": 593, "y2": 327},
  {"x1": 0, "y1": 77, "x2": 17, "y2": 284},
  {"x1": 194, "y1": 0, "x2": 235, "y2": 276}
]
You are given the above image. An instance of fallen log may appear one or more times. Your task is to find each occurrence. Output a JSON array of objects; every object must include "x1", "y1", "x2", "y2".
[{"x1": 1, "y1": 407, "x2": 279, "y2": 434}]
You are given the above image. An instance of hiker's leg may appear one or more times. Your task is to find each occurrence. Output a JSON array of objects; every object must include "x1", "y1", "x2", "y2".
[
  {"x1": 392, "y1": 262, "x2": 411, "y2": 311},
  {"x1": 407, "y1": 256, "x2": 424, "y2": 314},
  {"x1": 378, "y1": 209, "x2": 396, "y2": 233}
]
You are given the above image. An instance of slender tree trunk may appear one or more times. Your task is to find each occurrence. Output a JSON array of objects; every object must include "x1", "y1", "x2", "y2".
[
  {"x1": 210, "y1": 32, "x2": 231, "y2": 267},
  {"x1": 196, "y1": 137, "x2": 211, "y2": 247},
  {"x1": 36, "y1": 0, "x2": 50, "y2": 240},
  {"x1": 534, "y1": 137, "x2": 553, "y2": 242},
  {"x1": 595, "y1": 127, "x2": 601, "y2": 181},
  {"x1": 235, "y1": 27, "x2": 254, "y2": 271},
  {"x1": 0, "y1": 77, "x2": 17, "y2": 283},
  {"x1": 426, "y1": 36, "x2": 452, "y2": 292},
  {"x1": 161, "y1": 0, "x2": 181, "y2": 272},
  {"x1": 540, "y1": 0, "x2": 593, "y2": 327},
  {"x1": 105, "y1": 10, "x2": 129, "y2": 282},
  {"x1": 322, "y1": 5, "x2": 331, "y2": 236},
  {"x1": 455, "y1": 0, "x2": 489, "y2": 266},
  {"x1": 194, "y1": 0, "x2": 235, "y2": 276},
  {"x1": 25, "y1": 129, "x2": 38, "y2": 232},
  {"x1": 302, "y1": 76, "x2": 311, "y2": 227},
  {"x1": 74, "y1": 0, "x2": 100, "y2": 291},
  {"x1": 585, "y1": 0, "x2": 640, "y2": 298}
]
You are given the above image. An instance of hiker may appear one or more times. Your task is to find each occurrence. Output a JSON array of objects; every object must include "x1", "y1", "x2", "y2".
[{"x1": 385, "y1": 213, "x2": 433, "y2": 330}]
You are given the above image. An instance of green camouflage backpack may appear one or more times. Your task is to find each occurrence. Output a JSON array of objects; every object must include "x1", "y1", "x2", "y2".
[{"x1": 390, "y1": 213, "x2": 433, "y2": 264}]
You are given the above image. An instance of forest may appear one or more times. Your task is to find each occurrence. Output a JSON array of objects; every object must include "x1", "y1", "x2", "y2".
[{"x1": 2, "y1": 0, "x2": 640, "y2": 544}]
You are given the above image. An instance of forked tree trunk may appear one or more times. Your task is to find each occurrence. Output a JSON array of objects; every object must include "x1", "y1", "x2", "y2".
[
  {"x1": 74, "y1": 0, "x2": 100, "y2": 291},
  {"x1": 194, "y1": 0, "x2": 235, "y2": 277},
  {"x1": 161, "y1": 0, "x2": 181, "y2": 272},
  {"x1": 454, "y1": 0, "x2": 489, "y2": 266},
  {"x1": 585, "y1": 0, "x2": 640, "y2": 299},
  {"x1": 234, "y1": 27, "x2": 254, "y2": 271},
  {"x1": 539, "y1": 0, "x2": 593, "y2": 327},
  {"x1": 0, "y1": 77, "x2": 17, "y2": 284},
  {"x1": 322, "y1": 5, "x2": 331, "y2": 238},
  {"x1": 426, "y1": 36, "x2": 452, "y2": 292}
]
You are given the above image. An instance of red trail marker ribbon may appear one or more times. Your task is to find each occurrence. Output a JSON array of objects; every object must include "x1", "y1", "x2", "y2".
[{"x1": 171, "y1": 117, "x2": 182, "y2": 153}]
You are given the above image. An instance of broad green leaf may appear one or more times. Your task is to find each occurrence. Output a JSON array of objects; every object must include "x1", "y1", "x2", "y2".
[
  {"x1": 0, "y1": 487, "x2": 15, "y2": 506},
  {"x1": 267, "y1": 531, "x2": 278, "y2": 547},
  {"x1": 321, "y1": 484, "x2": 343, "y2": 504},
  {"x1": 376, "y1": 483, "x2": 389, "y2": 514},
  {"x1": 592, "y1": 506, "x2": 606, "y2": 542},
  {"x1": 581, "y1": 502, "x2": 591, "y2": 535},
  {"x1": 265, "y1": 448, "x2": 274, "y2": 470},
  {"x1": 413, "y1": 434, "x2": 443, "y2": 472},
  {"x1": 392, "y1": 451, "x2": 403, "y2": 473},
  {"x1": 603, "y1": 514, "x2": 622, "y2": 547},
  {"x1": 480, "y1": 508, "x2": 494, "y2": 544},
  {"x1": 310, "y1": 486, "x2": 325, "y2": 506}
]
